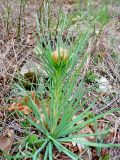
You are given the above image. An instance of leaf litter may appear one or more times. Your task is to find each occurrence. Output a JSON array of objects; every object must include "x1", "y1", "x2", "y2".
[{"x1": 0, "y1": 129, "x2": 14, "y2": 152}]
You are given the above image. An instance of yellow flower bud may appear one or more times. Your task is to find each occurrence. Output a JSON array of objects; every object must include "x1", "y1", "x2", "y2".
[{"x1": 52, "y1": 48, "x2": 69, "y2": 64}]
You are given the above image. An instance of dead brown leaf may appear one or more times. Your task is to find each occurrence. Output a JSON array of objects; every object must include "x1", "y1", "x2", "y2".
[
  {"x1": 26, "y1": 33, "x2": 36, "y2": 46},
  {"x1": 8, "y1": 91, "x2": 37, "y2": 115},
  {"x1": 8, "y1": 102, "x2": 32, "y2": 115},
  {"x1": 0, "y1": 129, "x2": 14, "y2": 152},
  {"x1": 80, "y1": 126, "x2": 95, "y2": 141}
]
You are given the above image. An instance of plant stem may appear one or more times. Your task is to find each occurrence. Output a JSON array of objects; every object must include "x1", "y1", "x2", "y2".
[{"x1": 51, "y1": 69, "x2": 63, "y2": 134}]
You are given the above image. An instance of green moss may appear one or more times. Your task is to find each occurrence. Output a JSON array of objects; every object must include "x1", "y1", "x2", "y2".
[
  {"x1": 27, "y1": 134, "x2": 38, "y2": 144},
  {"x1": 85, "y1": 70, "x2": 97, "y2": 84},
  {"x1": 93, "y1": 54, "x2": 103, "y2": 65},
  {"x1": 111, "y1": 51, "x2": 117, "y2": 60},
  {"x1": 102, "y1": 154, "x2": 110, "y2": 160}
]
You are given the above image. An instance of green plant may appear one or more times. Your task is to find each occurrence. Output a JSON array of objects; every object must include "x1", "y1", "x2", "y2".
[
  {"x1": 93, "y1": 54, "x2": 103, "y2": 65},
  {"x1": 5, "y1": 4, "x2": 120, "y2": 160},
  {"x1": 17, "y1": 37, "x2": 119, "y2": 159},
  {"x1": 85, "y1": 70, "x2": 97, "y2": 84}
]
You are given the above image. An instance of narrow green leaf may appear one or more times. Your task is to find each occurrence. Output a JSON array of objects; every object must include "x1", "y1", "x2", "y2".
[
  {"x1": 58, "y1": 138, "x2": 120, "y2": 148},
  {"x1": 33, "y1": 140, "x2": 48, "y2": 160},
  {"x1": 44, "y1": 145, "x2": 49, "y2": 160},
  {"x1": 48, "y1": 142, "x2": 53, "y2": 160},
  {"x1": 47, "y1": 135, "x2": 80, "y2": 159}
]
